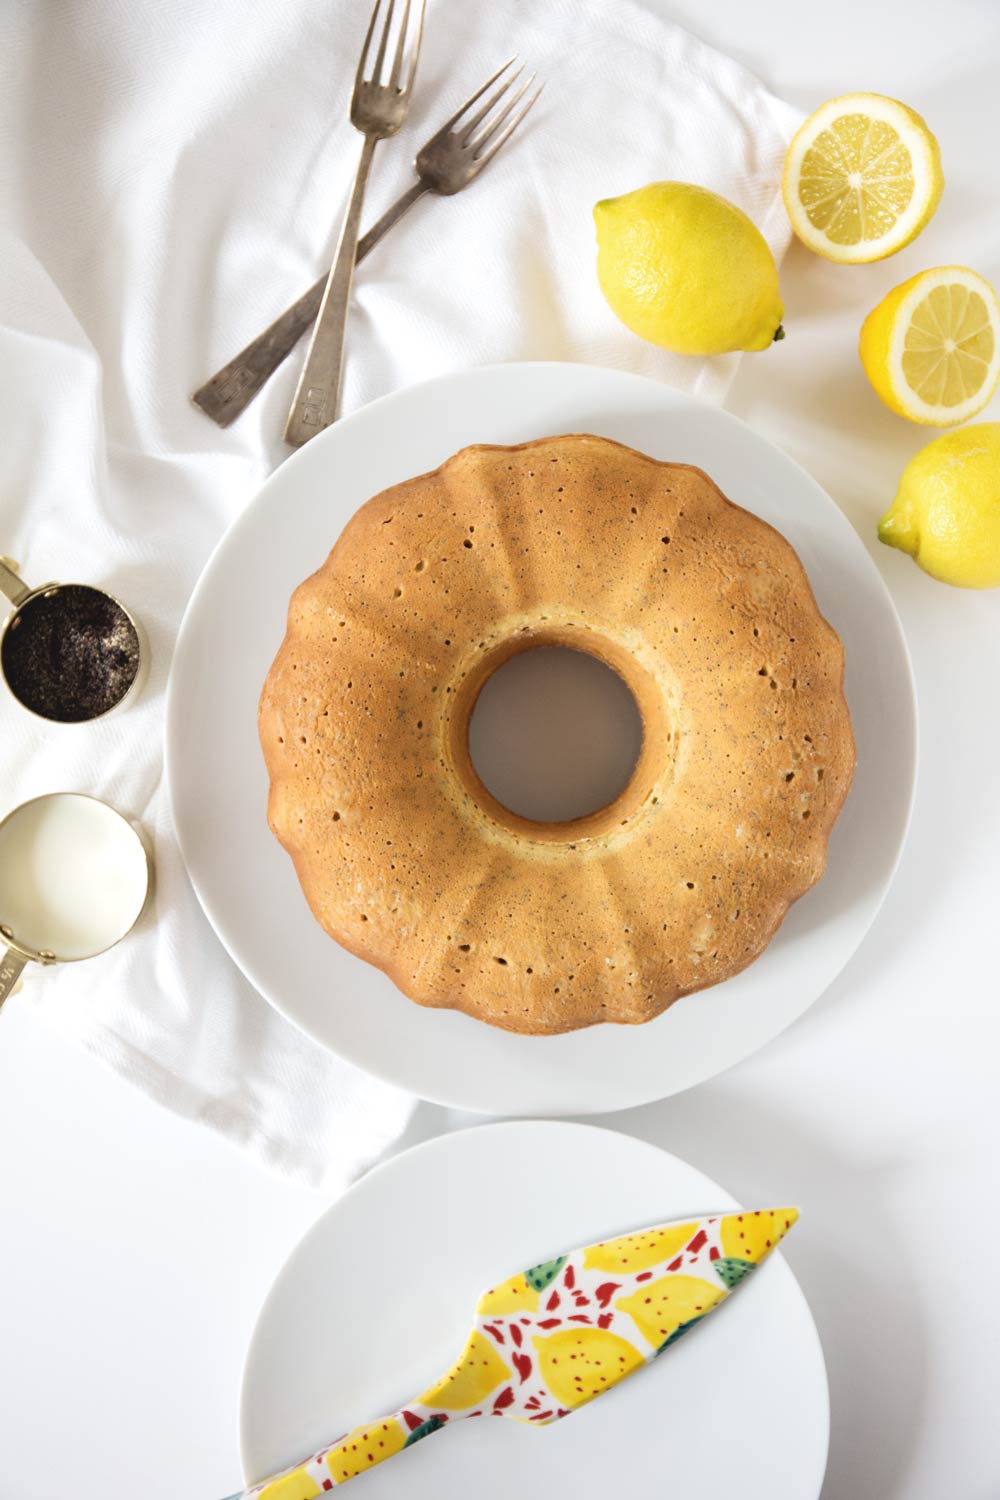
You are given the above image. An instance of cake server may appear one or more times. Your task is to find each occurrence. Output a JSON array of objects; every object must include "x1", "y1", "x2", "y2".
[{"x1": 224, "y1": 1206, "x2": 798, "y2": 1497}]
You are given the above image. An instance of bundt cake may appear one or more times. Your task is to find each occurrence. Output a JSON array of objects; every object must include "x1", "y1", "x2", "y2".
[{"x1": 259, "y1": 434, "x2": 855, "y2": 1034}]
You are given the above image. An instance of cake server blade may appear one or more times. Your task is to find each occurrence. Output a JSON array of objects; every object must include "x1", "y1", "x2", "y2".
[{"x1": 225, "y1": 1206, "x2": 798, "y2": 1496}]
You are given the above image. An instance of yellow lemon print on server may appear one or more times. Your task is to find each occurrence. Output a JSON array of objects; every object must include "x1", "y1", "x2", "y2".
[
  {"x1": 418, "y1": 1328, "x2": 511, "y2": 1410},
  {"x1": 477, "y1": 1272, "x2": 540, "y2": 1316},
  {"x1": 720, "y1": 1208, "x2": 798, "y2": 1264},
  {"x1": 532, "y1": 1327, "x2": 644, "y2": 1409},
  {"x1": 583, "y1": 1222, "x2": 697, "y2": 1273},
  {"x1": 258, "y1": 1469, "x2": 322, "y2": 1500},
  {"x1": 617, "y1": 1274, "x2": 725, "y2": 1349},
  {"x1": 325, "y1": 1420, "x2": 406, "y2": 1484}
]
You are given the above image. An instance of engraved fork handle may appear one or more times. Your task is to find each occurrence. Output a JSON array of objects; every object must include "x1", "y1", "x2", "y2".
[
  {"x1": 192, "y1": 179, "x2": 426, "y2": 428},
  {"x1": 284, "y1": 134, "x2": 378, "y2": 446}
]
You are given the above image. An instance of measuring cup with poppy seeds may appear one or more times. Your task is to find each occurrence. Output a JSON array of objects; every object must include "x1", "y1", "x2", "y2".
[{"x1": 0, "y1": 557, "x2": 148, "y2": 722}]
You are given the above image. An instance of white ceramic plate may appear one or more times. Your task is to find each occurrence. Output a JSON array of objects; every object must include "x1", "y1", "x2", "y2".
[
  {"x1": 240, "y1": 1121, "x2": 829, "y2": 1498},
  {"x1": 167, "y1": 362, "x2": 916, "y2": 1114}
]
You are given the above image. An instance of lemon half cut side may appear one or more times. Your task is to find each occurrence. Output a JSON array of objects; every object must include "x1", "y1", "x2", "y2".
[
  {"x1": 860, "y1": 266, "x2": 1000, "y2": 426},
  {"x1": 783, "y1": 93, "x2": 943, "y2": 263}
]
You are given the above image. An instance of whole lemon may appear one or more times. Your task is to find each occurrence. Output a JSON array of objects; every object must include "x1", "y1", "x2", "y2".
[
  {"x1": 594, "y1": 182, "x2": 784, "y2": 355},
  {"x1": 878, "y1": 423, "x2": 1000, "y2": 588}
]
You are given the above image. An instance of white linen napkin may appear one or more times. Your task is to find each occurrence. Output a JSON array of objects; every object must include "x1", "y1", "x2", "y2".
[{"x1": 0, "y1": 0, "x2": 801, "y2": 1190}]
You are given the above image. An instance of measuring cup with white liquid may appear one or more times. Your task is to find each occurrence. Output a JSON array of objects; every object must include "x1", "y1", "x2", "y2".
[{"x1": 0, "y1": 793, "x2": 150, "y2": 1007}]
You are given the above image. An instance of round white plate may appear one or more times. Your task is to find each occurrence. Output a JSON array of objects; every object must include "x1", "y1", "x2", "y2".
[
  {"x1": 167, "y1": 362, "x2": 916, "y2": 1114},
  {"x1": 240, "y1": 1121, "x2": 829, "y2": 1499}
]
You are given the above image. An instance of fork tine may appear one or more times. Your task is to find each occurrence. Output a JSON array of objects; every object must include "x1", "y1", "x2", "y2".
[
  {"x1": 433, "y1": 57, "x2": 518, "y2": 137},
  {"x1": 470, "y1": 74, "x2": 538, "y2": 157},
  {"x1": 371, "y1": 0, "x2": 396, "y2": 82},
  {"x1": 474, "y1": 83, "x2": 544, "y2": 168},
  {"x1": 457, "y1": 64, "x2": 525, "y2": 146},
  {"x1": 401, "y1": 0, "x2": 426, "y2": 94},
  {"x1": 355, "y1": 0, "x2": 383, "y2": 88},
  {"x1": 387, "y1": 0, "x2": 412, "y2": 90}
]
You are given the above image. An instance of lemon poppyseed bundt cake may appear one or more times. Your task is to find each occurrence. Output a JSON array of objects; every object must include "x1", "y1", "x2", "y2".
[{"x1": 259, "y1": 434, "x2": 855, "y2": 1035}]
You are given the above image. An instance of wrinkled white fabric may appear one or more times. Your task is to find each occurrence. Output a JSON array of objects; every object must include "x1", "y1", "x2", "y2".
[{"x1": 0, "y1": 0, "x2": 801, "y2": 1189}]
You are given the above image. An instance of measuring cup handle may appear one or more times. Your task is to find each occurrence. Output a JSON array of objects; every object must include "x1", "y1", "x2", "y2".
[
  {"x1": 0, "y1": 557, "x2": 31, "y2": 608},
  {"x1": 0, "y1": 946, "x2": 27, "y2": 1009}
]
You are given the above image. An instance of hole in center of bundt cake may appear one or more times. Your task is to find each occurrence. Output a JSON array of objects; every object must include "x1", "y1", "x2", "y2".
[{"x1": 466, "y1": 646, "x2": 643, "y2": 824}]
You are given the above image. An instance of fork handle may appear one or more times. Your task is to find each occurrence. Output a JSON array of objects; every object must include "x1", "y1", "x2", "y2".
[
  {"x1": 191, "y1": 180, "x2": 428, "y2": 429},
  {"x1": 229, "y1": 1403, "x2": 450, "y2": 1497},
  {"x1": 284, "y1": 134, "x2": 377, "y2": 445}
]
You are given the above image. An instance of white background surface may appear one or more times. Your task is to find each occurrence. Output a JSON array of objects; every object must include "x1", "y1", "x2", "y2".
[{"x1": 2, "y1": 1, "x2": 998, "y2": 1497}]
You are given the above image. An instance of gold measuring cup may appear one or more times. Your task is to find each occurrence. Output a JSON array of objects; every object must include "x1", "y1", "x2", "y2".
[
  {"x1": 0, "y1": 792, "x2": 150, "y2": 1009},
  {"x1": 0, "y1": 557, "x2": 148, "y2": 722}
]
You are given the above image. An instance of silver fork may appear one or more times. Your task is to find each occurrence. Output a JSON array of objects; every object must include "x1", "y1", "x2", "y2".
[
  {"x1": 192, "y1": 59, "x2": 542, "y2": 429},
  {"x1": 284, "y1": 0, "x2": 425, "y2": 447}
]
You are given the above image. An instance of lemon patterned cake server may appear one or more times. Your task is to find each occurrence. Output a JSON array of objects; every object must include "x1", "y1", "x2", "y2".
[{"x1": 226, "y1": 1207, "x2": 798, "y2": 1497}]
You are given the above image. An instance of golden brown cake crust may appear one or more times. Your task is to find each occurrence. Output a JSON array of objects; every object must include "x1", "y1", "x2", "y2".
[{"x1": 259, "y1": 434, "x2": 855, "y2": 1034}]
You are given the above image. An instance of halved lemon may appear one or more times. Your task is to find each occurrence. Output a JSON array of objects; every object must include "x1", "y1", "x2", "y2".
[
  {"x1": 860, "y1": 267, "x2": 1000, "y2": 425},
  {"x1": 783, "y1": 93, "x2": 943, "y2": 263}
]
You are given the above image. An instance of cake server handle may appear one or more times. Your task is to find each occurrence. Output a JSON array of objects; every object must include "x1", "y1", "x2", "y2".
[{"x1": 222, "y1": 1401, "x2": 450, "y2": 1498}]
